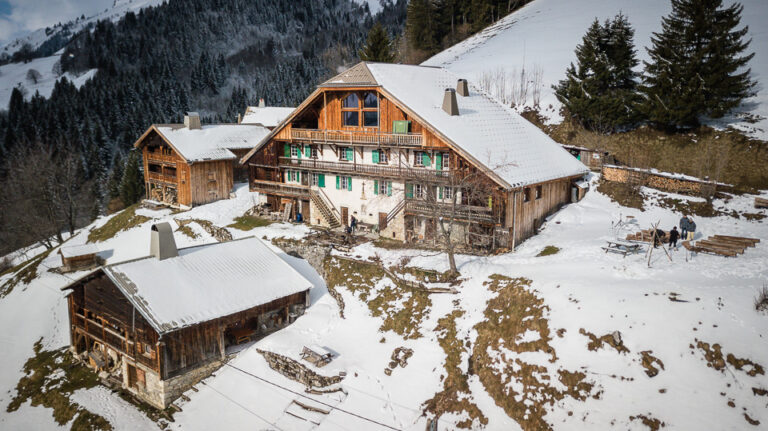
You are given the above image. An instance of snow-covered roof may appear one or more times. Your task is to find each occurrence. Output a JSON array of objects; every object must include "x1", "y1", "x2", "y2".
[
  {"x1": 60, "y1": 244, "x2": 99, "y2": 258},
  {"x1": 152, "y1": 124, "x2": 271, "y2": 162},
  {"x1": 101, "y1": 237, "x2": 313, "y2": 334},
  {"x1": 359, "y1": 63, "x2": 588, "y2": 188},
  {"x1": 241, "y1": 106, "x2": 295, "y2": 128}
]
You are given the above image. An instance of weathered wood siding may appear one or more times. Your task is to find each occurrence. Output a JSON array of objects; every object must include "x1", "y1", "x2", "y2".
[
  {"x1": 188, "y1": 160, "x2": 233, "y2": 206},
  {"x1": 506, "y1": 178, "x2": 572, "y2": 245}
]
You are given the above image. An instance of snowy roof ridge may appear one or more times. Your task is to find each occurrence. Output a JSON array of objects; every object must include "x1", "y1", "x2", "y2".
[
  {"x1": 99, "y1": 236, "x2": 313, "y2": 335},
  {"x1": 149, "y1": 123, "x2": 271, "y2": 162},
  {"x1": 241, "y1": 106, "x2": 296, "y2": 128}
]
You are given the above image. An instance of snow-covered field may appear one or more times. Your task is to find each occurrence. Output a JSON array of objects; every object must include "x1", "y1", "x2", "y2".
[
  {"x1": 424, "y1": 0, "x2": 768, "y2": 140},
  {"x1": 1, "y1": 181, "x2": 767, "y2": 430},
  {"x1": 0, "y1": 53, "x2": 96, "y2": 109}
]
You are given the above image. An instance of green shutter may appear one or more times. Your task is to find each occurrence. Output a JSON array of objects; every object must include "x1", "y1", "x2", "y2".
[
  {"x1": 297, "y1": 145, "x2": 302, "y2": 159},
  {"x1": 387, "y1": 182, "x2": 392, "y2": 196},
  {"x1": 438, "y1": 186, "x2": 443, "y2": 199},
  {"x1": 435, "y1": 153, "x2": 442, "y2": 171},
  {"x1": 372, "y1": 150, "x2": 379, "y2": 164},
  {"x1": 422, "y1": 152, "x2": 431, "y2": 167},
  {"x1": 305, "y1": 145, "x2": 311, "y2": 158},
  {"x1": 336, "y1": 175, "x2": 340, "y2": 189},
  {"x1": 318, "y1": 173, "x2": 325, "y2": 188},
  {"x1": 488, "y1": 196, "x2": 493, "y2": 208},
  {"x1": 374, "y1": 180, "x2": 379, "y2": 195},
  {"x1": 347, "y1": 177, "x2": 353, "y2": 191},
  {"x1": 406, "y1": 183, "x2": 414, "y2": 198},
  {"x1": 284, "y1": 144, "x2": 290, "y2": 158},
  {"x1": 346, "y1": 147, "x2": 354, "y2": 161},
  {"x1": 297, "y1": 171, "x2": 301, "y2": 182}
]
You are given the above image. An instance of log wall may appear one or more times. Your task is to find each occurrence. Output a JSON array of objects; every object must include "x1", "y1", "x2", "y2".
[{"x1": 506, "y1": 178, "x2": 572, "y2": 245}]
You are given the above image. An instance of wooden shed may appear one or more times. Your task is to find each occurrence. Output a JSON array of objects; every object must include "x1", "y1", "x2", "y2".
[
  {"x1": 134, "y1": 113, "x2": 271, "y2": 208},
  {"x1": 59, "y1": 244, "x2": 101, "y2": 272},
  {"x1": 62, "y1": 224, "x2": 313, "y2": 409}
]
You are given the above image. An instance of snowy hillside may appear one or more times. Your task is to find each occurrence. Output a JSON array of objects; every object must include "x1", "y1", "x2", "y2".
[
  {"x1": 423, "y1": 0, "x2": 768, "y2": 140},
  {"x1": 0, "y1": 53, "x2": 96, "y2": 108},
  {"x1": 1, "y1": 0, "x2": 167, "y2": 56},
  {"x1": 1, "y1": 182, "x2": 767, "y2": 429}
]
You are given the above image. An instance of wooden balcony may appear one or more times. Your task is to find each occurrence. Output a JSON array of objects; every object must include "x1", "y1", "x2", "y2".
[
  {"x1": 146, "y1": 152, "x2": 177, "y2": 165},
  {"x1": 278, "y1": 157, "x2": 452, "y2": 182},
  {"x1": 404, "y1": 198, "x2": 496, "y2": 224},
  {"x1": 146, "y1": 171, "x2": 177, "y2": 184},
  {"x1": 251, "y1": 179, "x2": 310, "y2": 198},
  {"x1": 291, "y1": 128, "x2": 422, "y2": 148}
]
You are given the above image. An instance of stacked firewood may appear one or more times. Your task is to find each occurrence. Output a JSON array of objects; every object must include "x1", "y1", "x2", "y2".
[{"x1": 626, "y1": 229, "x2": 669, "y2": 243}]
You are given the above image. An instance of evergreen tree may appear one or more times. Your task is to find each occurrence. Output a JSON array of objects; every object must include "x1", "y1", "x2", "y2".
[
  {"x1": 406, "y1": 0, "x2": 438, "y2": 54},
  {"x1": 359, "y1": 22, "x2": 396, "y2": 62},
  {"x1": 119, "y1": 151, "x2": 144, "y2": 206},
  {"x1": 640, "y1": 0, "x2": 755, "y2": 129},
  {"x1": 107, "y1": 154, "x2": 124, "y2": 200},
  {"x1": 553, "y1": 14, "x2": 640, "y2": 132}
]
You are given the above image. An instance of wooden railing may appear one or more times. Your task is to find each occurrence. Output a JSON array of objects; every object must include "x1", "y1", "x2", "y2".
[
  {"x1": 278, "y1": 157, "x2": 452, "y2": 182},
  {"x1": 146, "y1": 152, "x2": 177, "y2": 165},
  {"x1": 291, "y1": 128, "x2": 422, "y2": 147},
  {"x1": 146, "y1": 171, "x2": 177, "y2": 183},
  {"x1": 251, "y1": 179, "x2": 310, "y2": 197},
  {"x1": 404, "y1": 199, "x2": 496, "y2": 224}
]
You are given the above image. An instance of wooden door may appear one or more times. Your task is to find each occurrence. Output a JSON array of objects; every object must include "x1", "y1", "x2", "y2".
[
  {"x1": 379, "y1": 212, "x2": 388, "y2": 230},
  {"x1": 127, "y1": 364, "x2": 138, "y2": 389},
  {"x1": 341, "y1": 206, "x2": 349, "y2": 226}
]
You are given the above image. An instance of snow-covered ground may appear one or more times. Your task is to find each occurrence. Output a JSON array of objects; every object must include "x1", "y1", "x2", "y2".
[
  {"x1": 1, "y1": 181, "x2": 767, "y2": 429},
  {"x1": 424, "y1": 0, "x2": 768, "y2": 140},
  {"x1": 0, "y1": 53, "x2": 96, "y2": 109}
]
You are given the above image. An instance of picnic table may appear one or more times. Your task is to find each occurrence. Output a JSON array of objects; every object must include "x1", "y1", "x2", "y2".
[
  {"x1": 602, "y1": 240, "x2": 643, "y2": 257},
  {"x1": 301, "y1": 345, "x2": 333, "y2": 368}
]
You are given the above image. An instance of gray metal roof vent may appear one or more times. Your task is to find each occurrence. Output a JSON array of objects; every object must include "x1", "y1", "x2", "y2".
[
  {"x1": 184, "y1": 112, "x2": 201, "y2": 129},
  {"x1": 150, "y1": 222, "x2": 178, "y2": 260},
  {"x1": 442, "y1": 88, "x2": 459, "y2": 116},
  {"x1": 456, "y1": 79, "x2": 469, "y2": 97}
]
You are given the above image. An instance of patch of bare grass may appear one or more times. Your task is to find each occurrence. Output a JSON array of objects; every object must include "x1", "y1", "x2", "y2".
[
  {"x1": 0, "y1": 248, "x2": 54, "y2": 298},
  {"x1": 695, "y1": 340, "x2": 764, "y2": 377},
  {"x1": 629, "y1": 413, "x2": 666, "y2": 430},
  {"x1": 597, "y1": 180, "x2": 645, "y2": 210},
  {"x1": 323, "y1": 256, "x2": 431, "y2": 339},
  {"x1": 472, "y1": 275, "x2": 595, "y2": 430},
  {"x1": 7, "y1": 339, "x2": 111, "y2": 429},
  {"x1": 639, "y1": 351, "x2": 665, "y2": 378},
  {"x1": 579, "y1": 328, "x2": 629, "y2": 354},
  {"x1": 423, "y1": 308, "x2": 487, "y2": 429},
  {"x1": 88, "y1": 204, "x2": 151, "y2": 243},
  {"x1": 536, "y1": 245, "x2": 561, "y2": 257},
  {"x1": 227, "y1": 215, "x2": 274, "y2": 231}
]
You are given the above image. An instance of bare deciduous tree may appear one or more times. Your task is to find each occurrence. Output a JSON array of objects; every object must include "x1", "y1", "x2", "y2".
[{"x1": 26, "y1": 69, "x2": 42, "y2": 85}]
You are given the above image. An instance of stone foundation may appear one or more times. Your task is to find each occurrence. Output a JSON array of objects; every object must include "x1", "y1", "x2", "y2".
[{"x1": 121, "y1": 358, "x2": 224, "y2": 409}]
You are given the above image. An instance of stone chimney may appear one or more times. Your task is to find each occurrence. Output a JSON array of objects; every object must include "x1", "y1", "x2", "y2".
[
  {"x1": 456, "y1": 79, "x2": 469, "y2": 97},
  {"x1": 258, "y1": 98, "x2": 265, "y2": 108},
  {"x1": 442, "y1": 88, "x2": 459, "y2": 116},
  {"x1": 184, "y1": 112, "x2": 201, "y2": 129},
  {"x1": 150, "y1": 222, "x2": 178, "y2": 261}
]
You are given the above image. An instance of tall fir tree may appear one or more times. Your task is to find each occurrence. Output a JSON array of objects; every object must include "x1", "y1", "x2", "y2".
[
  {"x1": 359, "y1": 22, "x2": 396, "y2": 62},
  {"x1": 406, "y1": 0, "x2": 438, "y2": 54},
  {"x1": 107, "y1": 153, "x2": 124, "y2": 201},
  {"x1": 640, "y1": 0, "x2": 755, "y2": 129},
  {"x1": 553, "y1": 14, "x2": 640, "y2": 132},
  {"x1": 119, "y1": 150, "x2": 144, "y2": 206}
]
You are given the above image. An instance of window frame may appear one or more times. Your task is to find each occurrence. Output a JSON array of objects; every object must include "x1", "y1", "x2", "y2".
[
  {"x1": 414, "y1": 183, "x2": 424, "y2": 199},
  {"x1": 379, "y1": 150, "x2": 388, "y2": 164},
  {"x1": 378, "y1": 180, "x2": 388, "y2": 195},
  {"x1": 311, "y1": 146, "x2": 318, "y2": 159},
  {"x1": 535, "y1": 185, "x2": 543, "y2": 200},
  {"x1": 341, "y1": 92, "x2": 379, "y2": 128},
  {"x1": 442, "y1": 153, "x2": 450, "y2": 170},
  {"x1": 414, "y1": 151, "x2": 424, "y2": 167},
  {"x1": 340, "y1": 147, "x2": 351, "y2": 162},
  {"x1": 523, "y1": 187, "x2": 531, "y2": 203},
  {"x1": 290, "y1": 145, "x2": 298, "y2": 158},
  {"x1": 310, "y1": 173, "x2": 319, "y2": 186},
  {"x1": 340, "y1": 176, "x2": 350, "y2": 190},
  {"x1": 443, "y1": 186, "x2": 453, "y2": 200}
]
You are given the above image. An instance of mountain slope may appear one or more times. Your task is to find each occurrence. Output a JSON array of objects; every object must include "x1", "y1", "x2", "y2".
[{"x1": 423, "y1": 0, "x2": 768, "y2": 140}]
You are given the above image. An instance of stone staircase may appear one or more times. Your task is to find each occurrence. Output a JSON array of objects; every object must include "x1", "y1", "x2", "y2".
[{"x1": 309, "y1": 189, "x2": 341, "y2": 229}]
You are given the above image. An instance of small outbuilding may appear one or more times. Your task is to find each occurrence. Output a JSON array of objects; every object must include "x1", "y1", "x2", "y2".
[
  {"x1": 59, "y1": 244, "x2": 101, "y2": 272},
  {"x1": 62, "y1": 222, "x2": 313, "y2": 409}
]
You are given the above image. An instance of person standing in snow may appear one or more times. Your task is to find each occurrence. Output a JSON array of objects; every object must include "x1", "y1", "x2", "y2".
[
  {"x1": 350, "y1": 215, "x2": 358, "y2": 234},
  {"x1": 668, "y1": 226, "x2": 680, "y2": 250},
  {"x1": 687, "y1": 217, "x2": 696, "y2": 241},
  {"x1": 679, "y1": 215, "x2": 689, "y2": 240}
]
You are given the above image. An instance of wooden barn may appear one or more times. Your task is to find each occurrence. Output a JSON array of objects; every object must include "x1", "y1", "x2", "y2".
[
  {"x1": 241, "y1": 62, "x2": 589, "y2": 249},
  {"x1": 61, "y1": 223, "x2": 313, "y2": 409},
  {"x1": 134, "y1": 113, "x2": 270, "y2": 208}
]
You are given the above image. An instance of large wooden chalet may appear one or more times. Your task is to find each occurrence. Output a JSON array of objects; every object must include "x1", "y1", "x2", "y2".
[
  {"x1": 62, "y1": 223, "x2": 312, "y2": 409},
  {"x1": 134, "y1": 113, "x2": 270, "y2": 208},
  {"x1": 241, "y1": 62, "x2": 588, "y2": 249}
]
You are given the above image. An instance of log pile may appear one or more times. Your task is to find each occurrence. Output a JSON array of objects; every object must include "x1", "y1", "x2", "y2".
[
  {"x1": 602, "y1": 165, "x2": 721, "y2": 196},
  {"x1": 682, "y1": 235, "x2": 760, "y2": 257},
  {"x1": 626, "y1": 229, "x2": 669, "y2": 243},
  {"x1": 755, "y1": 197, "x2": 768, "y2": 209}
]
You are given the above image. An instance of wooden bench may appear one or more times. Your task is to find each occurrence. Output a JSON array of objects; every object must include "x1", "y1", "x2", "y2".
[
  {"x1": 301, "y1": 345, "x2": 333, "y2": 368},
  {"x1": 230, "y1": 327, "x2": 254, "y2": 345}
]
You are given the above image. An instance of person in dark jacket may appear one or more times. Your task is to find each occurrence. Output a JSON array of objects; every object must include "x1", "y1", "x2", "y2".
[
  {"x1": 687, "y1": 217, "x2": 696, "y2": 240},
  {"x1": 653, "y1": 228, "x2": 665, "y2": 248},
  {"x1": 679, "y1": 215, "x2": 689, "y2": 240},
  {"x1": 668, "y1": 226, "x2": 680, "y2": 250},
  {"x1": 350, "y1": 215, "x2": 358, "y2": 233}
]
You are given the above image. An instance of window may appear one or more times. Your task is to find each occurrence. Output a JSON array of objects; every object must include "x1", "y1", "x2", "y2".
[
  {"x1": 378, "y1": 180, "x2": 388, "y2": 195},
  {"x1": 342, "y1": 92, "x2": 378, "y2": 128},
  {"x1": 414, "y1": 184, "x2": 424, "y2": 198},
  {"x1": 363, "y1": 92, "x2": 378, "y2": 108},
  {"x1": 343, "y1": 111, "x2": 359, "y2": 127},
  {"x1": 414, "y1": 151, "x2": 424, "y2": 167},
  {"x1": 343, "y1": 93, "x2": 359, "y2": 108},
  {"x1": 311, "y1": 146, "x2": 318, "y2": 159},
  {"x1": 363, "y1": 92, "x2": 378, "y2": 127},
  {"x1": 535, "y1": 185, "x2": 542, "y2": 200},
  {"x1": 523, "y1": 187, "x2": 531, "y2": 202},
  {"x1": 363, "y1": 111, "x2": 379, "y2": 127},
  {"x1": 290, "y1": 145, "x2": 298, "y2": 157},
  {"x1": 143, "y1": 343, "x2": 153, "y2": 357},
  {"x1": 340, "y1": 147, "x2": 353, "y2": 161},
  {"x1": 286, "y1": 170, "x2": 300, "y2": 183},
  {"x1": 372, "y1": 149, "x2": 388, "y2": 164},
  {"x1": 148, "y1": 163, "x2": 161, "y2": 173},
  {"x1": 342, "y1": 93, "x2": 359, "y2": 127},
  {"x1": 442, "y1": 153, "x2": 450, "y2": 170},
  {"x1": 443, "y1": 186, "x2": 453, "y2": 200},
  {"x1": 338, "y1": 176, "x2": 351, "y2": 190}
]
